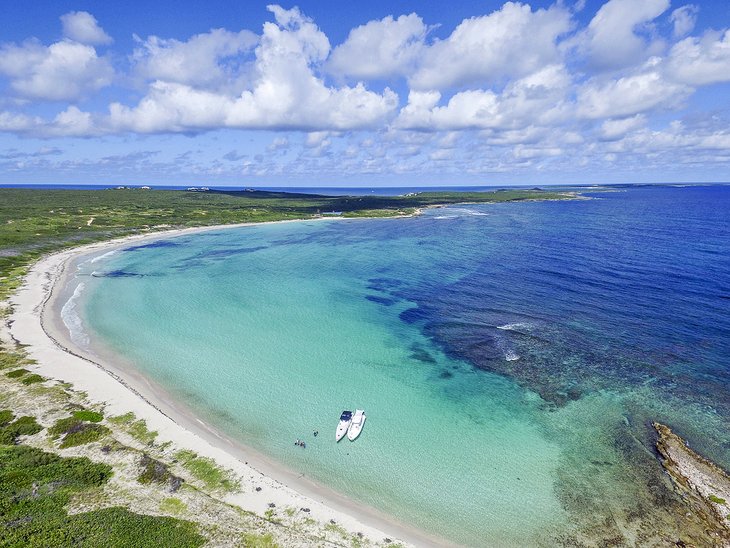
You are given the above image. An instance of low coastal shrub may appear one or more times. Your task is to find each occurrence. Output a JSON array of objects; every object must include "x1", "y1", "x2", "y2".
[
  {"x1": 138, "y1": 454, "x2": 172, "y2": 484},
  {"x1": 138, "y1": 454, "x2": 183, "y2": 492},
  {"x1": 709, "y1": 495, "x2": 727, "y2": 505},
  {"x1": 60, "y1": 423, "x2": 110, "y2": 448},
  {"x1": 128, "y1": 418, "x2": 158, "y2": 445},
  {"x1": 0, "y1": 415, "x2": 43, "y2": 444},
  {"x1": 0, "y1": 444, "x2": 112, "y2": 496},
  {"x1": 241, "y1": 532, "x2": 279, "y2": 547},
  {"x1": 108, "y1": 411, "x2": 135, "y2": 425},
  {"x1": 0, "y1": 350, "x2": 29, "y2": 370},
  {"x1": 6, "y1": 368, "x2": 29, "y2": 378},
  {"x1": 73, "y1": 409, "x2": 104, "y2": 422},
  {"x1": 0, "y1": 409, "x2": 13, "y2": 426},
  {"x1": 0, "y1": 429, "x2": 14, "y2": 445},
  {"x1": 109, "y1": 412, "x2": 159, "y2": 445},
  {"x1": 20, "y1": 373, "x2": 45, "y2": 385},
  {"x1": 8, "y1": 415, "x2": 43, "y2": 436},
  {"x1": 50, "y1": 416, "x2": 81, "y2": 437},
  {"x1": 58, "y1": 507, "x2": 205, "y2": 547},
  {"x1": 109, "y1": 411, "x2": 134, "y2": 426},
  {"x1": 174, "y1": 449, "x2": 238, "y2": 491},
  {"x1": 50, "y1": 415, "x2": 111, "y2": 448},
  {"x1": 0, "y1": 444, "x2": 204, "y2": 547}
]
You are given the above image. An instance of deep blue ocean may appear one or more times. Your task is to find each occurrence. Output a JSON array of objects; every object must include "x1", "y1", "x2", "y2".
[
  {"x1": 75, "y1": 185, "x2": 730, "y2": 545},
  {"x1": 3, "y1": 182, "x2": 724, "y2": 195}
]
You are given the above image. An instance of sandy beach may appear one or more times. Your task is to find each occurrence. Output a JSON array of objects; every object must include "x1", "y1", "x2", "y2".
[{"x1": 7, "y1": 220, "x2": 450, "y2": 548}]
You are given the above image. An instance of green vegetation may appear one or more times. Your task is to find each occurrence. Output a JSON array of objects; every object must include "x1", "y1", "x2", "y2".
[
  {"x1": 108, "y1": 411, "x2": 135, "y2": 425},
  {"x1": 0, "y1": 187, "x2": 572, "y2": 305},
  {"x1": 6, "y1": 366, "x2": 44, "y2": 386},
  {"x1": 0, "y1": 409, "x2": 13, "y2": 426},
  {"x1": 49, "y1": 414, "x2": 111, "y2": 448},
  {"x1": 263, "y1": 508, "x2": 280, "y2": 523},
  {"x1": 0, "y1": 444, "x2": 204, "y2": 547},
  {"x1": 709, "y1": 495, "x2": 727, "y2": 505},
  {"x1": 60, "y1": 423, "x2": 110, "y2": 448},
  {"x1": 159, "y1": 497, "x2": 187, "y2": 515},
  {"x1": 46, "y1": 507, "x2": 205, "y2": 547},
  {"x1": 48, "y1": 416, "x2": 79, "y2": 437},
  {"x1": 0, "y1": 350, "x2": 32, "y2": 370},
  {"x1": 138, "y1": 454, "x2": 172, "y2": 484},
  {"x1": 128, "y1": 418, "x2": 158, "y2": 445},
  {"x1": 138, "y1": 454, "x2": 183, "y2": 492},
  {"x1": 175, "y1": 449, "x2": 238, "y2": 491},
  {"x1": 0, "y1": 413, "x2": 43, "y2": 445},
  {"x1": 109, "y1": 412, "x2": 159, "y2": 445},
  {"x1": 7, "y1": 416, "x2": 43, "y2": 437},
  {"x1": 72, "y1": 409, "x2": 104, "y2": 422},
  {"x1": 324, "y1": 520, "x2": 350, "y2": 538},
  {"x1": 20, "y1": 373, "x2": 45, "y2": 385},
  {"x1": 241, "y1": 532, "x2": 279, "y2": 547}
]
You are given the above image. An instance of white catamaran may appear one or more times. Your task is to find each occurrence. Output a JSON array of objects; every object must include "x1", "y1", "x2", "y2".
[{"x1": 347, "y1": 409, "x2": 366, "y2": 441}]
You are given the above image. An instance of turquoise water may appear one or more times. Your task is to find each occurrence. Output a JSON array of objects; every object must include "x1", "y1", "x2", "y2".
[{"x1": 75, "y1": 186, "x2": 730, "y2": 546}]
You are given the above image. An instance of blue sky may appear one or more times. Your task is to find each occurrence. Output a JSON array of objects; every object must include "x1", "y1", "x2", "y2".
[{"x1": 1, "y1": 0, "x2": 729, "y2": 186}]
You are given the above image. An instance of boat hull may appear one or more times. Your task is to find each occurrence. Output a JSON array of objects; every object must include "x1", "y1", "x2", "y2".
[
  {"x1": 335, "y1": 422, "x2": 350, "y2": 442},
  {"x1": 347, "y1": 410, "x2": 366, "y2": 441}
]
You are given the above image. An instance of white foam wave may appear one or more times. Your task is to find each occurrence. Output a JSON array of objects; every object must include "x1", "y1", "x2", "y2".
[
  {"x1": 61, "y1": 281, "x2": 90, "y2": 349},
  {"x1": 445, "y1": 208, "x2": 489, "y2": 217},
  {"x1": 494, "y1": 335, "x2": 521, "y2": 362},
  {"x1": 89, "y1": 249, "x2": 119, "y2": 264},
  {"x1": 497, "y1": 322, "x2": 532, "y2": 331}
]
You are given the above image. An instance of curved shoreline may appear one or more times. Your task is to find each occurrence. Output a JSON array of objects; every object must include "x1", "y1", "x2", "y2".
[{"x1": 8, "y1": 219, "x2": 453, "y2": 548}]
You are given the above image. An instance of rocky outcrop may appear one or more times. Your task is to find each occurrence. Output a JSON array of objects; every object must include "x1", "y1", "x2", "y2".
[{"x1": 654, "y1": 422, "x2": 730, "y2": 547}]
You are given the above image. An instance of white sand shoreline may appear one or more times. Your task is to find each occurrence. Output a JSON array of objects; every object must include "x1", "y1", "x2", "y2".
[{"x1": 7, "y1": 219, "x2": 451, "y2": 548}]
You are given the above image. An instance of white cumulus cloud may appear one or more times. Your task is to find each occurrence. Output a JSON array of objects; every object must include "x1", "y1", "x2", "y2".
[
  {"x1": 577, "y1": 58, "x2": 690, "y2": 119},
  {"x1": 0, "y1": 39, "x2": 113, "y2": 101},
  {"x1": 665, "y1": 29, "x2": 730, "y2": 86},
  {"x1": 132, "y1": 28, "x2": 258, "y2": 89},
  {"x1": 328, "y1": 13, "x2": 428, "y2": 80},
  {"x1": 1, "y1": 0, "x2": 730, "y2": 171},
  {"x1": 397, "y1": 64, "x2": 571, "y2": 131},
  {"x1": 599, "y1": 114, "x2": 647, "y2": 140},
  {"x1": 580, "y1": 0, "x2": 669, "y2": 71},
  {"x1": 109, "y1": 5, "x2": 398, "y2": 133},
  {"x1": 60, "y1": 11, "x2": 113, "y2": 45},
  {"x1": 409, "y1": 2, "x2": 572, "y2": 90}
]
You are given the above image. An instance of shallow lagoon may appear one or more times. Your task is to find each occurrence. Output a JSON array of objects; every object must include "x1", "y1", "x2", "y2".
[{"x1": 78, "y1": 186, "x2": 730, "y2": 545}]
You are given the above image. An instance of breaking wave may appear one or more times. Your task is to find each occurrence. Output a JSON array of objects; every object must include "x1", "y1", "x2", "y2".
[
  {"x1": 497, "y1": 322, "x2": 532, "y2": 331},
  {"x1": 60, "y1": 282, "x2": 90, "y2": 349},
  {"x1": 89, "y1": 249, "x2": 119, "y2": 264}
]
